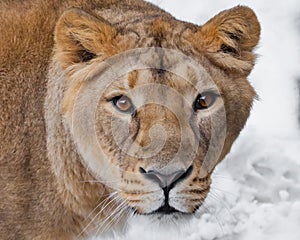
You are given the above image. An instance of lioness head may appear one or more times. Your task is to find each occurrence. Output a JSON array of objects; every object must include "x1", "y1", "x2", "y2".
[{"x1": 46, "y1": 4, "x2": 260, "y2": 234}]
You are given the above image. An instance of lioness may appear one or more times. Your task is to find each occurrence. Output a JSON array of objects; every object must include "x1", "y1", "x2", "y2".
[{"x1": 0, "y1": 0, "x2": 260, "y2": 239}]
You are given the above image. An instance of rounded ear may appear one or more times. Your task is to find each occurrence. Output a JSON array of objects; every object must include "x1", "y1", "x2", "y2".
[
  {"x1": 192, "y1": 6, "x2": 261, "y2": 74},
  {"x1": 54, "y1": 8, "x2": 118, "y2": 68}
]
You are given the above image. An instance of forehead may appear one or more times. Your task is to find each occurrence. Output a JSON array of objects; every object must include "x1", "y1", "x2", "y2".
[
  {"x1": 126, "y1": 68, "x2": 213, "y2": 92},
  {"x1": 104, "y1": 48, "x2": 218, "y2": 95},
  {"x1": 126, "y1": 70, "x2": 197, "y2": 107}
]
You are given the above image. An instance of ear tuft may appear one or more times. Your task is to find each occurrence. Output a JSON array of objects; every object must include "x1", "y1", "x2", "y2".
[
  {"x1": 220, "y1": 44, "x2": 239, "y2": 56},
  {"x1": 192, "y1": 6, "x2": 261, "y2": 74},
  {"x1": 54, "y1": 8, "x2": 118, "y2": 68},
  {"x1": 78, "y1": 49, "x2": 97, "y2": 62}
]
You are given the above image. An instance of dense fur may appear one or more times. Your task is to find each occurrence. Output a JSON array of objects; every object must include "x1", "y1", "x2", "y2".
[{"x1": 0, "y1": 0, "x2": 260, "y2": 239}]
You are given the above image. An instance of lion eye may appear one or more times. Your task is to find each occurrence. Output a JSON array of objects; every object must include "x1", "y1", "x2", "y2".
[
  {"x1": 193, "y1": 92, "x2": 218, "y2": 111},
  {"x1": 112, "y1": 95, "x2": 135, "y2": 113}
]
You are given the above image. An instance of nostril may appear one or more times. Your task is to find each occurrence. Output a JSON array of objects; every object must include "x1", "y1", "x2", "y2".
[
  {"x1": 139, "y1": 165, "x2": 193, "y2": 189},
  {"x1": 176, "y1": 165, "x2": 193, "y2": 184},
  {"x1": 139, "y1": 167, "x2": 147, "y2": 174}
]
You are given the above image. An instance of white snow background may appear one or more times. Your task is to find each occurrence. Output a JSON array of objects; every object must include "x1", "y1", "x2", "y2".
[{"x1": 97, "y1": 0, "x2": 300, "y2": 239}]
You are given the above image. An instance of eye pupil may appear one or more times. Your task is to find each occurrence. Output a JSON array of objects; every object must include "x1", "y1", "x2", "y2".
[
  {"x1": 194, "y1": 92, "x2": 217, "y2": 111},
  {"x1": 199, "y1": 98, "x2": 208, "y2": 108},
  {"x1": 113, "y1": 96, "x2": 134, "y2": 113},
  {"x1": 118, "y1": 98, "x2": 128, "y2": 106}
]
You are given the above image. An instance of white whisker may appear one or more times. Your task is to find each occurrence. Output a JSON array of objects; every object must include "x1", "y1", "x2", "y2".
[
  {"x1": 95, "y1": 196, "x2": 128, "y2": 235},
  {"x1": 77, "y1": 191, "x2": 119, "y2": 238}
]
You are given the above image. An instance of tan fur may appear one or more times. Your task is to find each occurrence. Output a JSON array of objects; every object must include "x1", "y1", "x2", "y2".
[{"x1": 0, "y1": 1, "x2": 260, "y2": 239}]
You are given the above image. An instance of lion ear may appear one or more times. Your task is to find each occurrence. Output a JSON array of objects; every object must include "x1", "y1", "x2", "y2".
[
  {"x1": 54, "y1": 8, "x2": 118, "y2": 68},
  {"x1": 194, "y1": 6, "x2": 261, "y2": 74}
]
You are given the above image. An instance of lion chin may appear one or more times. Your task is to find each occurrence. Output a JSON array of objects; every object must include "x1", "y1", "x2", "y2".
[
  {"x1": 133, "y1": 212, "x2": 193, "y2": 229},
  {"x1": 0, "y1": 0, "x2": 260, "y2": 239}
]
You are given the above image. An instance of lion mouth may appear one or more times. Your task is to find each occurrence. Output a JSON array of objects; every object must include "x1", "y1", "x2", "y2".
[
  {"x1": 132, "y1": 182, "x2": 199, "y2": 216},
  {"x1": 150, "y1": 186, "x2": 183, "y2": 215},
  {"x1": 133, "y1": 203, "x2": 182, "y2": 216},
  {"x1": 151, "y1": 203, "x2": 180, "y2": 215},
  {"x1": 136, "y1": 202, "x2": 192, "y2": 216}
]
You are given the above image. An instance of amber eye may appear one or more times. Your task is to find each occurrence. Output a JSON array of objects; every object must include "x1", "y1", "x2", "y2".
[
  {"x1": 193, "y1": 92, "x2": 218, "y2": 111},
  {"x1": 112, "y1": 95, "x2": 135, "y2": 113}
]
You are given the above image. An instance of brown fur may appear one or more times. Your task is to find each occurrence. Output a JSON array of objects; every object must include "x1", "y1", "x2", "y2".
[{"x1": 0, "y1": 1, "x2": 260, "y2": 239}]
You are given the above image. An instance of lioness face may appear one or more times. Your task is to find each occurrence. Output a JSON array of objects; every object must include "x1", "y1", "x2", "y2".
[
  {"x1": 53, "y1": 6, "x2": 260, "y2": 223},
  {"x1": 94, "y1": 61, "x2": 225, "y2": 216}
]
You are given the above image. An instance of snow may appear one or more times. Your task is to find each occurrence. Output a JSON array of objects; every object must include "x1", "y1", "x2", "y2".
[{"x1": 96, "y1": 0, "x2": 300, "y2": 239}]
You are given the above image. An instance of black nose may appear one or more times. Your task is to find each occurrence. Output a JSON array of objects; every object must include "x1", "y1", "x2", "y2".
[{"x1": 140, "y1": 165, "x2": 193, "y2": 189}]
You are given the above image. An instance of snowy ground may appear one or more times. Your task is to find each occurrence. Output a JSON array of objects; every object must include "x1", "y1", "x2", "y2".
[{"x1": 99, "y1": 0, "x2": 300, "y2": 239}]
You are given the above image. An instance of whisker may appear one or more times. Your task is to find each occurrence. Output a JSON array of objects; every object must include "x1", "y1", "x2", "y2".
[
  {"x1": 94, "y1": 196, "x2": 128, "y2": 235},
  {"x1": 77, "y1": 192, "x2": 119, "y2": 238},
  {"x1": 206, "y1": 191, "x2": 236, "y2": 223},
  {"x1": 101, "y1": 201, "x2": 128, "y2": 234},
  {"x1": 210, "y1": 186, "x2": 238, "y2": 198},
  {"x1": 201, "y1": 201, "x2": 225, "y2": 235},
  {"x1": 179, "y1": 182, "x2": 210, "y2": 192},
  {"x1": 80, "y1": 179, "x2": 118, "y2": 184},
  {"x1": 83, "y1": 192, "x2": 117, "y2": 221},
  {"x1": 212, "y1": 173, "x2": 235, "y2": 181},
  {"x1": 79, "y1": 181, "x2": 125, "y2": 193},
  {"x1": 121, "y1": 207, "x2": 134, "y2": 234}
]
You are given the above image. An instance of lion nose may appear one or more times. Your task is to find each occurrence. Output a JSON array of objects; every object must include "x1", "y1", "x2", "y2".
[{"x1": 140, "y1": 165, "x2": 193, "y2": 189}]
